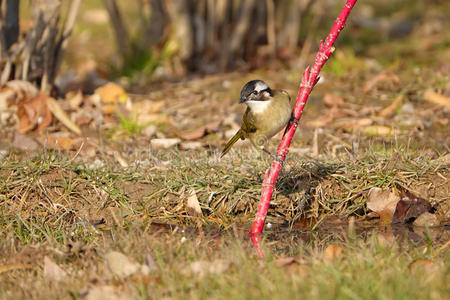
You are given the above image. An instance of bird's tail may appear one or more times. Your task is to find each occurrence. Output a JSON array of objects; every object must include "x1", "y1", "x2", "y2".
[{"x1": 220, "y1": 129, "x2": 243, "y2": 158}]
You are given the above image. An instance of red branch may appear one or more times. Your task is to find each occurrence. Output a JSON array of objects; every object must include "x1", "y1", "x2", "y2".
[{"x1": 250, "y1": 0, "x2": 358, "y2": 257}]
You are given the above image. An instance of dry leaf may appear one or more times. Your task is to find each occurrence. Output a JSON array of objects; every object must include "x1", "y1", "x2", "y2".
[
  {"x1": 142, "y1": 125, "x2": 157, "y2": 137},
  {"x1": 102, "y1": 104, "x2": 115, "y2": 115},
  {"x1": 177, "y1": 120, "x2": 222, "y2": 141},
  {"x1": 83, "y1": 285, "x2": 132, "y2": 300},
  {"x1": 379, "y1": 94, "x2": 404, "y2": 118},
  {"x1": 409, "y1": 259, "x2": 439, "y2": 274},
  {"x1": 413, "y1": 212, "x2": 440, "y2": 227},
  {"x1": 293, "y1": 217, "x2": 317, "y2": 230},
  {"x1": 187, "y1": 259, "x2": 230, "y2": 277},
  {"x1": 187, "y1": 189, "x2": 202, "y2": 216},
  {"x1": 275, "y1": 257, "x2": 297, "y2": 267},
  {"x1": 0, "y1": 263, "x2": 34, "y2": 274},
  {"x1": 307, "y1": 106, "x2": 339, "y2": 128},
  {"x1": 323, "y1": 93, "x2": 345, "y2": 107},
  {"x1": 392, "y1": 189, "x2": 432, "y2": 224},
  {"x1": 360, "y1": 125, "x2": 394, "y2": 136},
  {"x1": 363, "y1": 70, "x2": 400, "y2": 92},
  {"x1": 47, "y1": 97, "x2": 82, "y2": 135},
  {"x1": 376, "y1": 231, "x2": 396, "y2": 247},
  {"x1": 67, "y1": 90, "x2": 84, "y2": 109},
  {"x1": 113, "y1": 151, "x2": 129, "y2": 168},
  {"x1": 44, "y1": 256, "x2": 68, "y2": 282},
  {"x1": 323, "y1": 244, "x2": 344, "y2": 261},
  {"x1": 334, "y1": 117, "x2": 373, "y2": 128},
  {"x1": 0, "y1": 87, "x2": 17, "y2": 109},
  {"x1": 132, "y1": 100, "x2": 165, "y2": 114},
  {"x1": 367, "y1": 187, "x2": 400, "y2": 224},
  {"x1": 5, "y1": 80, "x2": 39, "y2": 100},
  {"x1": 138, "y1": 113, "x2": 170, "y2": 126},
  {"x1": 17, "y1": 92, "x2": 52, "y2": 134},
  {"x1": 95, "y1": 82, "x2": 128, "y2": 104},
  {"x1": 150, "y1": 138, "x2": 180, "y2": 149},
  {"x1": 180, "y1": 141, "x2": 203, "y2": 150},
  {"x1": 423, "y1": 90, "x2": 450, "y2": 109},
  {"x1": 105, "y1": 251, "x2": 140, "y2": 279},
  {"x1": 38, "y1": 135, "x2": 78, "y2": 151},
  {"x1": 12, "y1": 133, "x2": 39, "y2": 151}
]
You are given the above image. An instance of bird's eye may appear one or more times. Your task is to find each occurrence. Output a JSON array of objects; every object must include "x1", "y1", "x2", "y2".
[{"x1": 252, "y1": 91, "x2": 258, "y2": 95}]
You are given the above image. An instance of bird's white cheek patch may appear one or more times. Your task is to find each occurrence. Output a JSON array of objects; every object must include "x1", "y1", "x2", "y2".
[
  {"x1": 254, "y1": 81, "x2": 268, "y2": 92},
  {"x1": 246, "y1": 100, "x2": 271, "y2": 114}
]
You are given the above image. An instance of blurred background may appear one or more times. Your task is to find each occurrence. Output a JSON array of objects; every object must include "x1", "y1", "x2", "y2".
[
  {"x1": 1, "y1": 0, "x2": 448, "y2": 89},
  {"x1": 0, "y1": 0, "x2": 448, "y2": 156}
]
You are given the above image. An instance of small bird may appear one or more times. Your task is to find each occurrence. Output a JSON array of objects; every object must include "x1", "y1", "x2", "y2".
[{"x1": 221, "y1": 80, "x2": 292, "y2": 158}]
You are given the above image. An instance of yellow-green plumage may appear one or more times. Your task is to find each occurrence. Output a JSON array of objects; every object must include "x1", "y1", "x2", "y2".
[
  {"x1": 221, "y1": 86, "x2": 291, "y2": 158},
  {"x1": 220, "y1": 129, "x2": 244, "y2": 158}
]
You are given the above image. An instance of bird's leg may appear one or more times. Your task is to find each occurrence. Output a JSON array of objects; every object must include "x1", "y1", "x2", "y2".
[{"x1": 262, "y1": 148, "x2": 284, "y2": 165}]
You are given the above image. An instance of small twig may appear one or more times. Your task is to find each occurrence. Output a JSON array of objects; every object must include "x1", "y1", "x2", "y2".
[
  {"x1": 51, "y1": 0, "x2": 81, "y2": 88},
  {"x1": 250, "y1": 0, "x2": 358, "y2": 258}
]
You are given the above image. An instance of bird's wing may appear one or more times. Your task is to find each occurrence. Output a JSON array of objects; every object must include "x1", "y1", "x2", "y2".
[
  {"x1": 278, "y1": 89, "x2": 292, "y2": 105},
  {"x1": 241, "y1": 108, "x2": 257, "y2": 134}
]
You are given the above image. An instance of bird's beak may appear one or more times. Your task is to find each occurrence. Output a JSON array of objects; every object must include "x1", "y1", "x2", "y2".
[{"x1": 238, "y1": 97, "x2": 246, "y2": 104}]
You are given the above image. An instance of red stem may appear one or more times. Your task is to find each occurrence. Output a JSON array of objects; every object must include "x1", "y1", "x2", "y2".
[{"x1": 250, "y1": 0, "x2": 358, "y2": 256}]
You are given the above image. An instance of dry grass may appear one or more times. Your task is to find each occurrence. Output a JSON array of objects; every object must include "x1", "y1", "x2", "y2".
[{"x1": 0, "y1": 145, "x2": 448, "y2": 298}]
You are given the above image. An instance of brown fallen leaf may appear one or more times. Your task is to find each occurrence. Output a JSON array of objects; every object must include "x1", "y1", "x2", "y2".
[
  {"x1": 187, "y1": 189, "x2": 202, "y2": 217},
  {"x1": 67, "y1": 90, "x2": 84, "y2": 109},
  {"x1": 363, "y1": 70, "x2": 400, "y2": 93},
  {"x1": 105, "y1": 251, "x2": 140, "y2": 279},
  {"x1": 47, "y1": 98, "x2": 82, "y2": 135},
  {"x1": 94, "y1": 82, "x2": 128, "y2": 104},
  {"x1": 150, "y1": 138, "x2": 180, "y2": 149},
  {"x1": 180, "y1": 141, "x2": 203, "y2": 150},
  {"x1": 413, "y1": 212, "x2": 440, "y2": 227},
  {"x1": 12, "y1": 133, "x2": 39, "y2": 151},
  {"x1": 95, "y1": 82, "x2": 128, "y2": 104},
  {"x1": 379, "y1": 94, "x2": 404, "y2": 118},
  {"x1": 83, "y1": 285, "x2": 132, "y2": 300},
  {"x1": 392, "y1": 189, "x2": 432, "y2": 224},
  {"x1": 360, "y1": 125, "x2": 394, "y2": 136},
  {"x1": 323, "y1": 244, "x2": 344, "y2": 261},
  {"x1": 292, "y1": 217, "x2": 317, "y2": 230},
  {"x1": 423, "y1": 90, "x2": 450, "y2": 110},
  {"x1": 323, "y1": 93, "x2": 345, "y2": 107},
  {"x1": 138, "y1": 113, "x2": 170, "y2": 127},
  {"x1": 38, "y1": 135, "x2": 78, "y2": 151},
  {"x1": 409, "y1": 259, "x2": 439, "y2": 274},
  {"x1": 186, "y1": 259, "x2": 230, "y2": 277},
  {"x1": 376, "y1": 231, "x2": 396, "y2": 248},
  {"x1": 44, "y1": 256, "x2": 68, "y2": 282},
  {"x1": 307, "y1": 106, "x2": 339, "y2": 128},
  {"x1": 333, "y1": 117, "x2": 373, "y2": 129},
  {"x1": 0, "y1": 263, "x2": 34, "y2": 274},
  {"x1": 367, "y1": 187, "x2": 400, "y2": 225},
  {"x1": 132, "y1": 100, "x2": 165, "y2": 114},
  {"x1": 17, "y1": 92, "x2": 52, "y2": 134},
  {"x1": 177, "y1": 120, "x2": 222, "y2": 141},
  {"x1": 5, "y1": 80, "x2": 39, "y2": 101},
  {"x1": 275, "y1": 256, "x2": 297, "y2": 267}
]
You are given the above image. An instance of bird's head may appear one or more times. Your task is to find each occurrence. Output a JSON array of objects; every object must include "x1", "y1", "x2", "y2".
[{"x1": 238, "y1": 80, "x2": 273, "y2": 104}]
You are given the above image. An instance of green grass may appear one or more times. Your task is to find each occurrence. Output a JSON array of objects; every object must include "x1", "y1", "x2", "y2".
[{"x1": 1, "y1": 223, "x2": 448, "y2": 299}]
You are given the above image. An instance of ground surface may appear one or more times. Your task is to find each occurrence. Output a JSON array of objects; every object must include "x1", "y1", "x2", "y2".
[{"x1": 1, "y1": 1, "x2": 450, "y2": 299}]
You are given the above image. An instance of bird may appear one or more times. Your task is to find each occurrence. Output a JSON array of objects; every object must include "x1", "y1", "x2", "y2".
[{"x1": 221, "y1": 80, "x2": 292, "y2": 158}]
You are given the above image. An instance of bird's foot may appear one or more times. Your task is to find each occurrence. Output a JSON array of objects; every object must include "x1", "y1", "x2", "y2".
[{"x1": 263, "y1": 148, "x2": 284, "y2": 165}]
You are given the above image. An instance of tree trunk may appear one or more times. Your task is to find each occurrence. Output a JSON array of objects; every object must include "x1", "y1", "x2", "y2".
[
  {"x1": 4, "y1": 0, "x2": 20, "y2": 50},
  {"x1": 103, "y1": 0, "x2": 131, "y2": 58}
]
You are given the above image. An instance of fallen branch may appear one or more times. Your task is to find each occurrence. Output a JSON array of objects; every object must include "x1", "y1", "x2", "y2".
[{"x1": 250, "y1": 0, "x2": 358, "y2": 257}]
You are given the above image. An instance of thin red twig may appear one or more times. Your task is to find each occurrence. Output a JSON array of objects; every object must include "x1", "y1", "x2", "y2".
[{"x1": 250, "y1": 0, "x2": 358, "y2": 257}]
